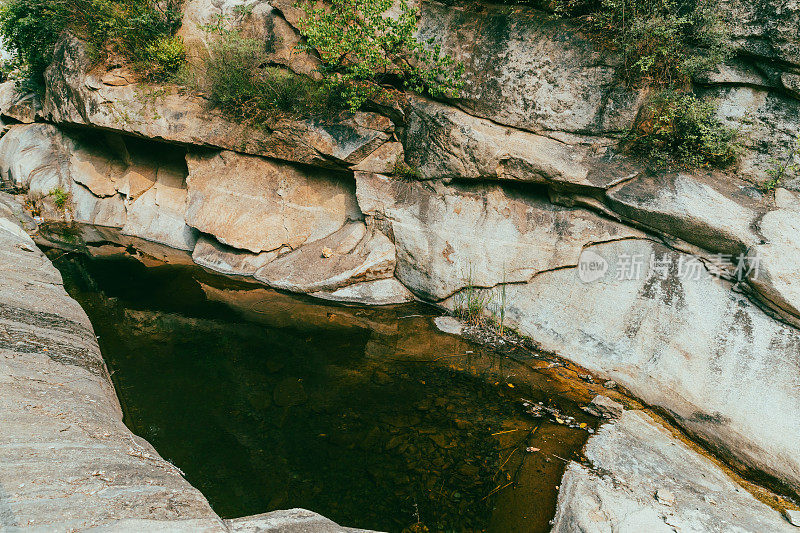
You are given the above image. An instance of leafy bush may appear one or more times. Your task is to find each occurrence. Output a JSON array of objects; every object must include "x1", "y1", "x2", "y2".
[
  {"x1": 199, "y1": 24, "x2": 340, "y2": 122},
  {"x1": 761, "y1": 134, "x2": 800, "y2": 191},
  {"x1": 553, "y1": 0, "x2": 731, "y2": 86},
  {"x1": 143, "y1": 35, "x2": 186, "y2": 76},
  {"x1": 297, "y1": 0, "x2": 464, "y2": 111},
  {"x1": 0, "y1": 0, "x2": 183, "y2": 90},
  {"x1": 627, "y1": 90, "x2": 740, "y2": 168}
]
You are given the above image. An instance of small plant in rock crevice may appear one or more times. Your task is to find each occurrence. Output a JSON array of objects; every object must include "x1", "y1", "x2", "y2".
[
  {"x1": 761, "y1": 134, "x2": 800, "y2": 192},
  {"x1": 393, "y1": 161, "x2": 421, "y2": 180},
  {"x1": 49, "y1": 187, "x2": 71, "y2": 211}
]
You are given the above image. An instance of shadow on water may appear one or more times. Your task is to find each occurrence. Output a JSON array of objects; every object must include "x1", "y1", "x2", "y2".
[{"x1": 39, "y1": 223, "x2": 605, "y2": 533}]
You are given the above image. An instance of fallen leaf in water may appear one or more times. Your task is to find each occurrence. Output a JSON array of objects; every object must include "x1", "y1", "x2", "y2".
[{"x1": 507, "y1": 383, "x2": 515, "y2": 388}]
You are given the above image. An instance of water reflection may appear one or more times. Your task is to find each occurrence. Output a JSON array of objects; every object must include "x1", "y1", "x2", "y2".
[{"x1": 40, "y1": 224, "x2": 604, "y2": 532}]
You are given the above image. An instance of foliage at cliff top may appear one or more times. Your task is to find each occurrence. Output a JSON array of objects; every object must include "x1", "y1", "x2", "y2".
[
  {"x1": 296, "y1": 0, "x2": 464, "y2": 111},
  {"x1": 553, "y1": 0, "x2": 731, "y2": 87},
  {"x1": 0, "y1": 0, "x2": 184, "y2": 91},
  {"x1": 197, "y1": 19, "x2": 343, "y2": 123},
  {"x1": 627, "y1": 90, "x2": 740, "y2": 169}
]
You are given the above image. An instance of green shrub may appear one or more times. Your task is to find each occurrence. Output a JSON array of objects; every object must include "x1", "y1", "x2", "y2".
[
  {"x1": 143, "y1": 35, "x2": 186, "y2": 76},
  {"x1": 49, "y1": 186, "x2": 71, "y2": 210},
  {"x1": 627, "y1": 90, "x2": 740, "y2": 169},
  {"x1": 761, "y1": 134, "x2": 800, "y2": 191},
  {"x1": 553, "y1": 0, "x2": 731, "y2": 87},
  {"x1": 199, "y1": 24, "x2": 340, "y2": 122},
  {"x1": 0, "y1": 0, "x2": 183, "y2": 90},
  {"x1": 297, "y1": 0, "x2": 464, "y2": 111}
]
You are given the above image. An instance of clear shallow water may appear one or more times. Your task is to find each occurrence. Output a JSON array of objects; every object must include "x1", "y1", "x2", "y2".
[{"x1": 41, "y1": 224, "x2": 600, "y2": 532}]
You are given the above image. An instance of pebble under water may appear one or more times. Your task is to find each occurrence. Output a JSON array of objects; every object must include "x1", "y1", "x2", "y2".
[{"x1": 41, "y1": 224, "x2": 607, "y2": 533}]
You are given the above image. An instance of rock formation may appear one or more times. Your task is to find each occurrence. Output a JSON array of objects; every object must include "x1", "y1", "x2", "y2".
[{"x1": 0, "y1": 0, "x2": 799, "y2": 529}]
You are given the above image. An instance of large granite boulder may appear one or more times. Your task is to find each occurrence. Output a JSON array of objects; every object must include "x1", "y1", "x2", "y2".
[
  {"x1": 185, "y1": 150, "x2": 361, "y2": 253},
  {"x1": 355, "y1": 172, "x2": 644, "y2": 300},
  {"x1": 0, "y1": 211, "x2": 226, "y2": 531},
  {"x1": 0, "y1": 123, "x2": 70, "y2": 196},
  {"x1": 416, "y1": 1, "x2": 644, "y2": 136},
  {"x1": 403, "y1": 97, "x2": 591, "y2": 184},
  {"x1": 605, "y1": 171, "x2": 769, "y2": 255},
  {"x1": 0, "y1": 123, "x2": 198, "y2": 248},
  {"x1": 442, "y1": 238, "x2": 800, "y2": 493},
  {"x1": 122, "y1": 157, "x2": 198, "y2": 251},
  {"x1": 44, "y1": 36, "x2": 394, "y2": 169},
  {"x1": 192, "y1": 235, "x2": 280, "y2": 276},
  {"x1": 254, "y1": 221, "x2": 396, "y2": 292},
  {"x1": 0, "y1": 80, "x2": 42, "y2": 124},
  {"x1": 552, "y1": 410, "x2": 795, "y2": 532}
]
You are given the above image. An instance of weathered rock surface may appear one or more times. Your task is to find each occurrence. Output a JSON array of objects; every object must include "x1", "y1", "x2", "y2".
[
  {"x1": 456, "y1": 238, "x2": 800, "y2": 493},
  {"x1": 721, "y1": 0, "x2": 800, "y2": 69},
  {"x1": 403, "y1": 97, "x2": 592, "y2": 184},
  {"x1": 225, "y1": 508, "x2": 374, "y2": 533},
  {"x1": 552, "y1": 410, "x2": 794, "y2": 532},
  {"x1": 0, "y1": 123, "x2": 69, "y2": 196},
  {"x1": 121, "y1": 158, "x2": 198, "y2": 251},
  {"x1": 416, "y1": 1, "x2": 643, "y2": 136},
  {"x1": 356, "y1": 172, "x2": 644, "y2": 300},
  {"x1": 186, "y1": 150, "x2": 361, "y2": 253},
  {"x1": 179, "y1": 0, "x2": 320, "y2": 78},
  {"x1": 310, "y1": 277, "x2": 415, "y2": 305},
  {"x1": 44, "y1": 36, "x2": 394, "y2": 168},
  {"x1": 192, "y1": 235, "x2": 280, "y2": 276},
  {"x1": 605, "y1": 171, "x2": 769, "y2": 254},
  {"x1": 0, "y1": 80, "x2": 42, "y2": 124},
  {"x1": 748, "y1": 205, "x2": 800, "y2": 321},
  {"x1": 0, "y1": 123, "x2": 198, "y2": 248},
  {"x1": 0, "y1": 211, "x2": 226, "y2": 531},
  {"x1": 254, "y1": 221, "x2": 395, "y2": 292},
  {"x1": 706, "y1": 86, "x2": 800, "y2": 185}
]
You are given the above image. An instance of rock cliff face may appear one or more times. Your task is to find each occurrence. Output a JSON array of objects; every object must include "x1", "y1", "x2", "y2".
[{"x1": 1, "y1": 0, "x2": 800, "y2": 529}]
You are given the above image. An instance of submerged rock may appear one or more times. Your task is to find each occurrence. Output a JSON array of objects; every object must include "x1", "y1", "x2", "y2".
[
  {"x1": 582, "y1": 395, "x2": 624, "y2": 419},
  {"x1": 433, "y1": 316, "x2": 464, "y2": 336}
]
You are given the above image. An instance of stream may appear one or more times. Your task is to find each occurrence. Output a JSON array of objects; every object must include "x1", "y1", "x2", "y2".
[{"x1": 38, "y1": 223, "x2": 611, "y2": 533}]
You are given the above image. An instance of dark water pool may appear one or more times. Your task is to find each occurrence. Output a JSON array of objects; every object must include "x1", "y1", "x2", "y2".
[{"x1": 40, "y1": 224, "x2": 601, "y2": 532}]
